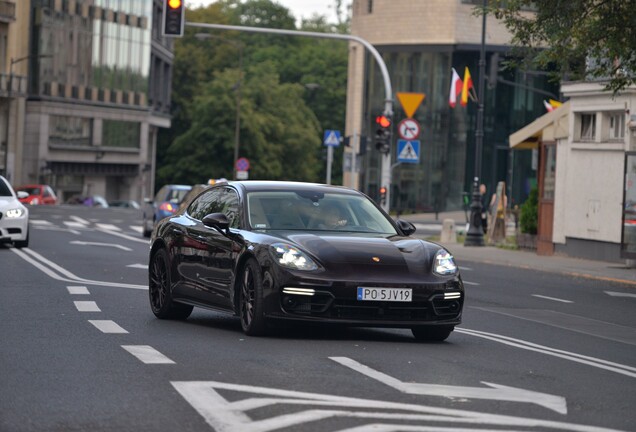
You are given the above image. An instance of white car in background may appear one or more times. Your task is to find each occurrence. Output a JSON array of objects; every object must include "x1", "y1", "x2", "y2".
[{"x1": 0, "y1": 175, "x2": 29, "y2": 248}]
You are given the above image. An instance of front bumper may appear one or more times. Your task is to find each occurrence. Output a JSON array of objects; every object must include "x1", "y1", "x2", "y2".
[
  {"x1": 263, "y1": 272, "x2": 464, "y2": 327},
  {"x1": 0, "y1": 218, "x2": 28, "y2": 243}
]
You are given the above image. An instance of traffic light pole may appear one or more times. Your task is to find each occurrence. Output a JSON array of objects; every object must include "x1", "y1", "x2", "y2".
[{"x1": 185, "y1": 22, "x2": 395, "y2": 212}]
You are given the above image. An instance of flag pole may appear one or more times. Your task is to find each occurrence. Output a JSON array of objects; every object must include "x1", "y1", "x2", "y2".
[{"x1": 464, "y1": 0, "x2": 488, "y2": 247}]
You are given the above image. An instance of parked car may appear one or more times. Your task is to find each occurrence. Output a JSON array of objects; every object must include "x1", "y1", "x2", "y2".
[
  {"x1": 14, "y1": 184, "x2": 58, "y2": 205},
  {"x1": 109, "y1": 199, "x2": 140, "y2": 209},
  {"x1": 0, "y1": 175, "x2": 30, "y2": 248},
  {"x1": 142, "y1": 184, "x2": 192, "y2": 237},
  {"x1": 148, "y1": 181, "x2": 464, "y2": 341}
]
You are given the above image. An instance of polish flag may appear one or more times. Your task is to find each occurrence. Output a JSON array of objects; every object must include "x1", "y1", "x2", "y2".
[
  {"x1": 461, "y1": 67, "x2": 474, "y2": 106},
  {"x1": 449, "y1": 68, "x2": 463, "y2": 108}
]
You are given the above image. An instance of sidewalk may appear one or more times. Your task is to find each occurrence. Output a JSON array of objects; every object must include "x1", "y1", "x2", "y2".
[{"x1": 402, "y1": 212, "x2": 636, "y2": 287}]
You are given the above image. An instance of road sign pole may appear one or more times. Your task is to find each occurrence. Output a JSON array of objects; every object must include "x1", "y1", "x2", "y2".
[{"x1": 326, "y1": 145, "x2": 333, "y2": 185}]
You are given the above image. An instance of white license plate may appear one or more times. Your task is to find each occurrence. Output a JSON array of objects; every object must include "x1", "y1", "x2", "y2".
[{"x1": 357, "y1": 287, "x2": 412, "y2": 302}]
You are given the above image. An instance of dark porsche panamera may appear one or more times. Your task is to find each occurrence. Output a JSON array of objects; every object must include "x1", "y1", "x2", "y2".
[{"x1": 148, "y1": 181, "x2": 464, "y2": 341}]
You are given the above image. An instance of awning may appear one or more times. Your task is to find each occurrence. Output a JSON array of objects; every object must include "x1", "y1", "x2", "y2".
[{"x1": 509, "y1": 101, "x2": 570, "y2": 149}]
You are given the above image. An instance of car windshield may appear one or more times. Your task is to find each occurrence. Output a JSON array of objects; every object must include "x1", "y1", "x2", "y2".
[
  {"x1": 0, "y1": 180, "x2": 12, "y2": 197},
  {"x1": 247, "y1": 191, "x2": 397, "y2": 234},
  {"x1": 18, "y1": 187, "x2": 40, "y2": 195}
]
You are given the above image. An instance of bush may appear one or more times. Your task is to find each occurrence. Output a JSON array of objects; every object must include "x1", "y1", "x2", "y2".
[{"x1": 519, "y1": 186, "x2": 538, "y2": 234}]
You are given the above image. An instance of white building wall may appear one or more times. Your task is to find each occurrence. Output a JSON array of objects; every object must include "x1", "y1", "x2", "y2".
[{"x1": 557, "y1": 83, "x2": 636, "y2": 247}]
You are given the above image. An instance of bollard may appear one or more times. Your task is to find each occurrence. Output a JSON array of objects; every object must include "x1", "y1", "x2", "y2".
[{"x1": 440, "y1": 219, "x2": 457, "y2": 243}]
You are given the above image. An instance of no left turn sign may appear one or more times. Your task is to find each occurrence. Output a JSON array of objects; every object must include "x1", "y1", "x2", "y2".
[{"x1": 398, "y1": 119, "x2": 420, "y2": 140}]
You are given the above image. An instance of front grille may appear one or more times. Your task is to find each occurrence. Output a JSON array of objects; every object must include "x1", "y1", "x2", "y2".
[
  {"x1": 8, "y1": 228, "x2": 21, "y2": 234},
  {"x1": 330, "y1": 299, "x2": 431, "y2": 321}
]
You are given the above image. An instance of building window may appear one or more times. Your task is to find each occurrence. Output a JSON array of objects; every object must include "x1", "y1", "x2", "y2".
[
  {"x1": 49, "y1": 116, "x2": 92, "y2": 147},
  {"x1": 102, "y1": 120, "x2": 140, "y2": 149},
  {"x1": 609, "y1": 113, "x2": 625, "y2": 140},
  {"x1": 367, "y1": 0, "x2": 373, "y2": 13},
  {"x1": 580, "y1": 113, "x2": 596, "y2": 141}
]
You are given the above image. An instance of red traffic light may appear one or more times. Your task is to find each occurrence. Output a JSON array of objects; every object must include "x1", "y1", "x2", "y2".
[
  {"x1": 168, "y1": 0, "x2": 182, "y2": 9},
  {"x1": 379, "y1": 186, "x2": 387, "y2": 195},
  {"x1": 375, "y1": 115, "x2": 391, "y2": 128}
]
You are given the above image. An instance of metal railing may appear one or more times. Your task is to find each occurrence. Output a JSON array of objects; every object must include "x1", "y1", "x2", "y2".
[{"x1": 0, "y1": 1, "x2": 16, "y2": 21}]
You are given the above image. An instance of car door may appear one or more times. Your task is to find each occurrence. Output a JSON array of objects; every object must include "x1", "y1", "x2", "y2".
[{"x1": 177, "y1": 187, "x2": 239, "y2": 308}]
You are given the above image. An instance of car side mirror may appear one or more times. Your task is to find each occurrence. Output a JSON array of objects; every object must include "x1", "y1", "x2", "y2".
[
  {"x1": 396, "y1": 219, "x2": 416, "y2": 236},
  {"x1": 202, "y1": 213, "x2": 230, "y2": 232},
  {"x1": 16, "y1": 191, "x2": 29, "y2": 199}
]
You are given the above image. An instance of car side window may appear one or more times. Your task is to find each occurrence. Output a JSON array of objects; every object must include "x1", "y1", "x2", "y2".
[
  {"x1": 220, "y1": 188, "x2": 240, "y2": 229},
  {"x1": 188, "y1": 189, "x2": 223, "y2": 221}
]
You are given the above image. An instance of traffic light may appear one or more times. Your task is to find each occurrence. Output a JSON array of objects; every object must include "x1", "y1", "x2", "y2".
[
  {"x1": 379, "y1": 186, "x2": 387, "y2": 205},
  {"x1": 163, "y1": 0, "x2": 185, "y2": 37},
  {"x1": 374, "y1": 114, "x2": 392, "y2": 154}
]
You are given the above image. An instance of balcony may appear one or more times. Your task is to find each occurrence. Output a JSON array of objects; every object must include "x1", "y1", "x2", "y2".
[
  {"x1": 0, "y1": 1, "x2": 16, "y2": 23},
  {"x1": 0, "y1": 73, "x2": 27, "y2": 97}
]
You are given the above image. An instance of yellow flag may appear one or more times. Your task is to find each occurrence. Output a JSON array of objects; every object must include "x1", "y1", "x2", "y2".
[{"x1": 461, "y1": 67, "x2": 473, "y2": 106}]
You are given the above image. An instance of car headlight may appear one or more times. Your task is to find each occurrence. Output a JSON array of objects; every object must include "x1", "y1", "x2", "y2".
[
  {"x1": 270, "y1": 243, "x2": 318, "y2": 271},
  {"x1": 433, "y1": 249, "x2": 457, "y2": 275},
  {"x1": 6, "y1": 208, "x2": 24, "y2": 218}
]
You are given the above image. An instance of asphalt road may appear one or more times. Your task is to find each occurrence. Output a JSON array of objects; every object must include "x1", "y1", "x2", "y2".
[{"x1": 1, "y1": 205, "x2": 634, "y2": 432}]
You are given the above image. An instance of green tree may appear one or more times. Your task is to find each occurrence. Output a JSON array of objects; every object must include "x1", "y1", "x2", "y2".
[
  {"x1": 157, "y1": 0, "x2": 349, "y2": 188},
  {"x1": 519, "y1": 186, "x2": 538, "y2": 234},
  {"x1": 488, "y1": 0, "x2": 636, "y2": 93}
]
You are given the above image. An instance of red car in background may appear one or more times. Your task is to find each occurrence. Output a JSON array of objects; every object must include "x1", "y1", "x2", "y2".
[{"x1": 15, "y1": 184, "x2": 58, "y2": 205}]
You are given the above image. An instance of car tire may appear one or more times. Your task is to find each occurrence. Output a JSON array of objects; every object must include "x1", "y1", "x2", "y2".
[
  {"x1": 411, "y1": 325, "x2": 454, "y2": 342},
  {"x1": 14, "y1": 230, "x2": 29, "y2": 249},
  {"x1": 142, "y1": 215, "x2": 152, "y2": 238},
  {"x1": 239, "y1": 258, "x2": 268, "y2": 336},
  {"x1": 149, "y1": 248, "x2": 193, "y2": 320}
]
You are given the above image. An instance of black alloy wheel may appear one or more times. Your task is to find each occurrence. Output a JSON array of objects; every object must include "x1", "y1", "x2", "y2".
[
  {"x1": 149, "y1": 248, "x2": 193, "y2": 319},
  {"x1": 411, "y1": 325, "x2": 454, "y2": 342},
  {"x1": 239, "y1": 258, "x2": 268, "y2": 336}
]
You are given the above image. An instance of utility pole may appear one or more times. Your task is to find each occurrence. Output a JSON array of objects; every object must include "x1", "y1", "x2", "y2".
[{"x1": 464, "y1": 0, "x2": 487, "y2": 247}]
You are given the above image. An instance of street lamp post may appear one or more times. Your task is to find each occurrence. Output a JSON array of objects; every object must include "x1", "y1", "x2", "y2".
[
  {"x1": 464, "y1": 0, "x2": 488, "y2": 247},
  {"x1": 194, "y1": 33, "x2": 243, "y2": 180}
]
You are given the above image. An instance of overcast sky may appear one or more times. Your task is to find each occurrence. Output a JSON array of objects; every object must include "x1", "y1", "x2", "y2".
[{"x1": 187, "y1": 0, "x2": 349, "y2": 23}]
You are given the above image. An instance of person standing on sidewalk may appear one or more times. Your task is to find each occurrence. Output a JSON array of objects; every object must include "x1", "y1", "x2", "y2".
[{"x1": 480, "y1": 184, "x2": 489, "y2": 234}]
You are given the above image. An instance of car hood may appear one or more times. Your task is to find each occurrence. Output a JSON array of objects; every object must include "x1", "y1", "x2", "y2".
[
  {"x1": 0, "y1": 196, "x2": 23, "y2": 211},
  {"x1": 274, "y1": 232, "x2": 444, "y2": 278}
]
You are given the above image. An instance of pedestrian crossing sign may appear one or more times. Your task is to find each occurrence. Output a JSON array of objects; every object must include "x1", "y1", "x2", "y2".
[
  {"x1": 397, "y1": 140, "x2": 420, "y2": 163},
  {"x1": 323, "y1": 130, "x2": 341, "y2": 147}
]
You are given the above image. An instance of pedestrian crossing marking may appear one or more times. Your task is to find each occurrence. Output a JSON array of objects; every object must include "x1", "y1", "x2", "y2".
[
  {"x1": 323, "y1": 130, "x2": 341, "y2": 146},
  {"x1": 397, "y1": 140, "x2": 420, "y2": 163}
]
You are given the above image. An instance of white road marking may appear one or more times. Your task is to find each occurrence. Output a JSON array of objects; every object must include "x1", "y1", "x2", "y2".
[
  {"x1": 74, "y1": 301, "x2": 101, "y2": 312},
  {"x1": 96, "y1": 223, "x2": 121, "y2": 231},
  {"x1": 127, "y1": 263, "x2": 148, "y2": 269},
  {"x1": 64, "y1": 221, "x2": 88, "y2": 229},
  {"x1": 88, "y1": 320, "x2": 128, "y2": 334},
  {"x1": 33, "y1": 225, "x2": 81, "y2": 235},
  {"x1": 605, "y1": 291, "x2": 636, "y2": 298},
  {"x1": 70, "y1": 215, "x2": 90, "y2": 225},
  {"x1": 121, "y1": 345, "x2": 175, "y2": 364},
  {"x1": 67, "y1": 286, "x2": 90, "y2": 295},
  {"x1": 30, "y1": 220, "x2": 52, "y2": 225},
  {"x1": 532, "y1": 294, "x2": 573, "y2": 303},
  {"x1": 330, "y1": 357, "x2": 566, "y2": 414},
  {"x1": 10, "y1": 248, "x2": 147, "y2": 290},
  {"x1": 457, "y1": 328, "x2": 636, "y2": 378},
  {"x1": 171, "y1": 380, "x2": 622, "y2": 432},
  {"x1": 97, "y1": 227, "x2": 150, "y2": 244},
  {"x1": 129, "y1": 226, "x2": 143, "y2": 234},
  {"x1": 458, "y1": 266, "x2": 473, "y2": 271},
  {"x1": 69, "y1": 240, "x2": 132, "y2": 251},
  {"x1": 462, "y1": 281, "x2": 480, "y2": 286}
]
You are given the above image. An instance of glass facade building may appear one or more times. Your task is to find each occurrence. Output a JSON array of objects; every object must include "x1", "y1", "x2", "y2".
[{"x1": 361, "y1": 48, "x2": 557, "y2": 213}]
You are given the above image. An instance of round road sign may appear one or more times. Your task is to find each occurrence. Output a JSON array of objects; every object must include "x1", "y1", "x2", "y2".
[
  {"x1": 398, "y1": 119, "x2": 421, "y2": 140},
  {"x1": 235, "y1": 157, "x2": 250, "y2": 171}
]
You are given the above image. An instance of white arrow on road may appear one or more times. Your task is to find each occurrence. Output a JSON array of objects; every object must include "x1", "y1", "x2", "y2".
[
  {"x1": 69, "y1": 241, "x2": 132, "y2": 251},
  {"x1": 330, "y1": 356, "x2": 567, "y2": 414}
]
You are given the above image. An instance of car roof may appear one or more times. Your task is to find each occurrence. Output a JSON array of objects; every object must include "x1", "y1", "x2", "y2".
[{"x1": 230, "y1": 181, "x2": 361, "y2": 195}]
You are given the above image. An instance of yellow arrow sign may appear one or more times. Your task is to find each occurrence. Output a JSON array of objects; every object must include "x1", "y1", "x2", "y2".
[{"x1": 397, "y1": 92, "x2": 425, "y2": 118}]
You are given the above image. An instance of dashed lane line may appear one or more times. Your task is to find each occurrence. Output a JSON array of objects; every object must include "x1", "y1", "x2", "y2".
[
  {"x1": 67, "y1": 286, "x2": 90, "y2": 295},
  {"x1": 121, "y1": 345, "x2": 175, "y2": 364},
  {"x1": 88, "y1": 320, "x2": 128, "y2": 334},
  {"x1": 532, "y1": 294, "x2": 573, "y2": 303},
  {"x1": 74, "y1": 301, "x2": 101, "y2": 312}
]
